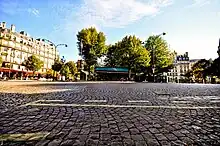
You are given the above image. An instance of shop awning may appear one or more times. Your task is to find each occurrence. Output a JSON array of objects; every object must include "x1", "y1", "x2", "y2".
[{"x1": 95, "y1": 67, "x2": 129, "y2": 73}]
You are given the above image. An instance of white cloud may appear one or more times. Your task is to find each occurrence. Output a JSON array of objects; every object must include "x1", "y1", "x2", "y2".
[
  {"x1": 27, "y1": 8, "x2": 40, "y2": 17},
  {"x1": 76, "y1": 0, "x2": 173, "y2": 28},
  {"x1": 187, "y1": 0, "x2": 211, "y2": 7},
  {"x1": 0, "y1": 0, "x2": 39, "y2": 17}
]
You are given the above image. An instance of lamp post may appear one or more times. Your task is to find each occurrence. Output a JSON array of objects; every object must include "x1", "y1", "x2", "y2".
[
  {"x1": 61, "y1": 56, "x2": 66, "y2": 63},
  {"x1": 41, "y1": 39, "x2": 67, "y2": 81},
  {"x1": 152, "y1": 32, "x2": 166, "y2": 82}
]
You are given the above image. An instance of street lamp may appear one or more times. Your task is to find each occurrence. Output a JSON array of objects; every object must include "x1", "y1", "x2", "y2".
[
  {"x1": 152, "y1": 32, "x2": 166, "y2": 82},
  {"x1": 41, "y1": 39, "x2": 68, "y2": 80},
  {"x1": 61, "y1": 56, "x2": 66, "y2": 63}
]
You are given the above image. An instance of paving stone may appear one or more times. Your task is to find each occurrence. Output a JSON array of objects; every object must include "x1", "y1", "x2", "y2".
[
  {"x1": 123, "y1": 139, "x2": 135, "y2": 146},
  {"x1": 154, "y1": 133, "x2": 168, "y2": 141},
  {"x1": 110, "y1": 141, "x2": 124, "y2": 146},
  {"x1": 60, "y1": 140, "x2": 75, "y2": 146},
  {"x1": 47, "y1": 139, "x2": 62, "y2": 146},
  {"x1": 146, "y1": 138, "x2": 160, "y2": 146},
  {"x1": 0, "y1": 82, "x2": 220, "y2": 146},
  {"x1": 85, "y1": 139, "x2": 99, "y2": 146},
  {"x1": 131, "y1": 135, "x2": 144, "y2": 141},
  {"x1": 166, "y1": 133, "x2": 178, "y2": 141},
  {"x1": 135, "y1": 141, "x2": 148, "y2": 146}
]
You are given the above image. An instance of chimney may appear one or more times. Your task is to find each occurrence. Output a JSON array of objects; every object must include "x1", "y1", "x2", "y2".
[
  {"x1": 1, "y1": 22, "x2": 6, "y2": 28},
  {"x1": 20, "y1": 31, "x2": 25, "y2": 35},
  {"x1": 11, "y1": 24, "x2": 15, "y2": 32},
  {"x1": 185, "y1": 52, "x2": 188, "y2": 57}
]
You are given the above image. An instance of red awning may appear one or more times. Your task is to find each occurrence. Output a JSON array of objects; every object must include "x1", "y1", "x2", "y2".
[{"x1": 0, "y1": 68, "x2": 40, "y2": 74}]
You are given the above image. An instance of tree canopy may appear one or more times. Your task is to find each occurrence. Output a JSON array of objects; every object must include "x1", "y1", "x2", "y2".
[
  {"x1": 76, "y1": 27, "x2": 107, "y2": 73},
  {"x1": 60, "y1": 65, "x2": 70, "y2": 78},
  {"x1": 22, "y1": 55, "x2": 44, "y2": 73},
  {"x1": 105, "y1": 35, "x2": 151, "y2": 74},
  {"x1": 185, "y1": 59, "x2": 212, "y2": 83},
  {"x1": 52, "y1": 59, "x2": 64, "y2": 72},
  {"x1": 211, "y1": 57, "x2": 220, "y2": 77},
  {"x1": 144, "y1": 35, "x2": 175, "y2": 74},
  {"x1": 65, "y1": 61, "x2": 78, "y2": 76}
]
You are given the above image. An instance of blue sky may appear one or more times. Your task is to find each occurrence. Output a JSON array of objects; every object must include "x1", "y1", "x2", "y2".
[{"x1": 0, "y1": 0, "x2": 220, "y2": 62}]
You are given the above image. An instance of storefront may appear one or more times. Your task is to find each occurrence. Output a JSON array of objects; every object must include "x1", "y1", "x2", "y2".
[{"x1": 0, "y1": 67, "x2": 41, "y2": 79}]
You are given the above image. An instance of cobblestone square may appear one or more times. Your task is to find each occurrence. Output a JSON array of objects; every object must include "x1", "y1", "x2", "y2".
[{"x1": 0, "y1": 81, "x2": 220, "y2": 146}]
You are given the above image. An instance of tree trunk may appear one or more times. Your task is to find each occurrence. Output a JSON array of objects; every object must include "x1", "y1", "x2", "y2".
[
  {"x1": 88, "y1": 65, "x2": 91, "y2": 80},
  {"x1": 128, "y1": 69, "x2": 131, "y2": 81}
]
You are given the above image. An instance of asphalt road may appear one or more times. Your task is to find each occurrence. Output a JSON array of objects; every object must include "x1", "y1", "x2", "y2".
[{"x1": 0, "y1": 81, "x2": 220, "y2": 146}]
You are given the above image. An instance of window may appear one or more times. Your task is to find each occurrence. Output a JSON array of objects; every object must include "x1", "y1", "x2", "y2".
[{"x1": 6, "y1": 33, "x2": 10, "y2": 38}]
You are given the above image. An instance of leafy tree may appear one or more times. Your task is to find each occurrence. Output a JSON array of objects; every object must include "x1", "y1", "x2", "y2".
[
  {"x1": 211, "y1": 57, "x2": 220, "y2": 77},
  {"x1": 65, "y1": 61, "x2": 78, "y2": 77},
  {"x1": 144, "y1": 35, "x2": 175, "y2": 75},
  {"x1": 190, "y1": 59, "x2": 212, "y2": 83},
  {"x1": 210, "y1": 46, "x2": 220, "y2": 78},
  {"x1": 46, "y1": 69, "x2": 53, "y2": 78},
  {"x1": 52, "y1": 59, "x2": 63, "y2": 72},
  {"x1": 105, "y1": 35, "x2": 151, "y2": 79},
  {"x1": 22, "y1": 55, "x2": 44, "y2": 74},
  {"x1": 184, "y1": 70, "x2": 194, "y2": 82},
  {"x1": 76, "y1": 27, "x2": 107, "y2": 75},
  {"x1": 0, "y1": 56, "x2": 3, "y2": 67},
  {"x1": 60, "y1": 65, "x2": 70, "y2": 79}
]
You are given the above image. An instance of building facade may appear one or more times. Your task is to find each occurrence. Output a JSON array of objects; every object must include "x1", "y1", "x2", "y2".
[
  {"x1": 0, "y1": 22, "x2": 59, "y2": 77},
  {"x1": 167, "y1": 52, "x2": 200, "y2": 83}
]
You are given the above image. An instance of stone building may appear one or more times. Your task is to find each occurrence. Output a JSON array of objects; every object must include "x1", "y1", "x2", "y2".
[
  {"x1": 0, "y1": 22, "x2": 59, "y2": 78},
  {"x1": 167, "y1": 52, "x2": 200, "y2": 83}
]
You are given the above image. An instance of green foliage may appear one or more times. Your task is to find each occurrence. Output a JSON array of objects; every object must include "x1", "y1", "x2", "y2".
[
  {"x1": 60, "y1": 65, "x2": 70, "y2": 78},
  {"x1": 0, "y1": 56, "x2": 3, "y2": 67},
  {"x1": 105, "y1": 35, "x2": 151, "y2": 73},
  {"x1": 46, "y1": 69, "x2": 53, "y2": 78},
  {"x1": 144, "y1": 35, "x2": 174, "y2": 74},
  {"x1": 211, "y1": 57, "x2": 220, "y2": 77},
  {"x1": 65, "y1": 61, "x2": 78, "y2": 76},
  {"x1": 185, "y1": 70, "x2": 193, "y2": 78},
  {"x1": 76, "y1": 27, "x2": 107, "y2": 71},
  {"x1": 52, "y1": 59, "x2": 63, "y2": 72},
  {"x1": 189, "y1": 59, "x2": 212, "y2": 83},
  {"x1": 1, "y1": 52, "x2": 8, "y2": 56},
  {"x1": 22, "y1": 55, "x2": 44, "y2": 73},
  {"x1": 217, "y1": 46, "x2": 220, "y2": 57}
]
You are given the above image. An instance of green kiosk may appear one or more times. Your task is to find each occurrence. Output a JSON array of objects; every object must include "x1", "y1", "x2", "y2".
[{"x1": 95, "y1": 67, "x2": 129, "y2": 81}]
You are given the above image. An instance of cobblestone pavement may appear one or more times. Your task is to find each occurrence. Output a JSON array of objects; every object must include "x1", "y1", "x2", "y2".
[{"x1": 0, "y1": 81, "x2": 220, "y2": 146}]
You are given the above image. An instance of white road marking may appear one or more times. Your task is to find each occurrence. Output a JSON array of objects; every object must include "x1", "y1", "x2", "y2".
[
  {"x1": 40, "y1": 100, "x2": 65, "y2": 102},
  {"x1": 27, "y1": 103, "x2": 220, "y2": 109},
  {"x1": 172, "y1": 101, "x2": 192, "y2": 103},
  {"x1": 210, "y1": 100, "x2": 220, "y2": 103},
  {"x1": 192, "y1": 125, "x2": 201, "y2": 130},
  {"x1": 84, "y1": 100, "x2": 107, "y2": 103},
  {"x1": 128, "y1": 100, "x2": 149, "y2": 103}
]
